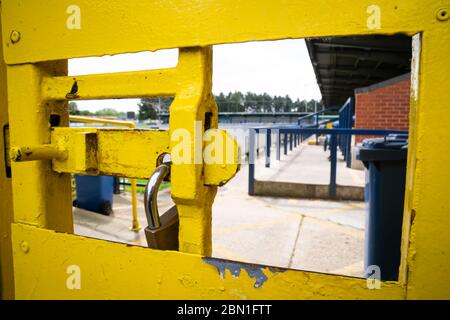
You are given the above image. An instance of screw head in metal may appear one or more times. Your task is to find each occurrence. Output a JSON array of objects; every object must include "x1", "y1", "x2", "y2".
[
  {"x1": 20, "y1": 241, "x2": 30, "y2": 253},
  {"x1": 10, "y1": 30, "x2": 21, "y2": 43},
  {"x1": 437, "y1": 8, "x2": 449, "y2": 21}
]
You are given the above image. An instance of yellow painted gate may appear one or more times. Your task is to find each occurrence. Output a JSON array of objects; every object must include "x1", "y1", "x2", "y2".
[{"x1": 0, "y1": 0, "x2": 449, "y2": 299}]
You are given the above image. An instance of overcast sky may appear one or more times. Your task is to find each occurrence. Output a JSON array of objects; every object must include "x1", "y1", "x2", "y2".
[{"x1": 68, "y1": 39, "x2": 321, "y2": 113}]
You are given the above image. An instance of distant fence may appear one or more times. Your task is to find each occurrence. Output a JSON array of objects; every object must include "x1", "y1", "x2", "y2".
[{"x1": 248, "y1": 126, "x2": 407, "y2": 200}]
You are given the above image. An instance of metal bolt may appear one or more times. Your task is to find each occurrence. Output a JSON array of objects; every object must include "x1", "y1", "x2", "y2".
[
  {"x1": 10, "y1": 30, "x2": 21, "y2": 43},
  {"x1": 20, "y1": 241, "x2": 30, "y2": 253},
  {"x1": 437, "y1": 8, "x2": 449, "y2": 21}
]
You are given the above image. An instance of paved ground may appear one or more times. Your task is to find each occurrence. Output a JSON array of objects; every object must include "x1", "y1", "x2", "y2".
[
  {"x1": 256, "y1": 138, "x2": 365, "y2": 187},
  {"x1": 74, "y1": 139, "x2": 366, "y2": 278}
]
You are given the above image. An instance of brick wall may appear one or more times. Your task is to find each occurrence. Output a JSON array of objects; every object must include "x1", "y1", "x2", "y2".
[{"x1": 354, "y1": 74, "x2": 410, "y2": 144}]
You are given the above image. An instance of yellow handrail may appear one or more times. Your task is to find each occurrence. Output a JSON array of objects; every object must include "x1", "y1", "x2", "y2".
[
  {"x1": 69, "y1": 115, "x2": 136, "y2": 128},
  {"x1": 69, "y1": 115, "x2": 141, "y2": 232}
]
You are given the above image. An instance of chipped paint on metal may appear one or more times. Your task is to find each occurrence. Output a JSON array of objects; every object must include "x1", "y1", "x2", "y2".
[
  {"x1": 411, "y1": 34, "x2": 421, "y2": 103},
  {"x1": 203, "y1": 257, "x2": 288, "y2": 288},
  {"x1": 11, "y1": 223, "x2": 405, "y2": 299}
]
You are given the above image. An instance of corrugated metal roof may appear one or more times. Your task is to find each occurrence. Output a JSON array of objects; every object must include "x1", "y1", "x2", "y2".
[{"x1": 306, "y1": 35, "x2": 412, "y2": 107}]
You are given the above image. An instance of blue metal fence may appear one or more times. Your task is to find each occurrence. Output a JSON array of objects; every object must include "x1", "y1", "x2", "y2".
[
  {"x1": 248, "y1": 127, "x2": 407, "y2": 199},
  {"x1": 337, "y1": 98, "x2": 355, "y2": 168}
]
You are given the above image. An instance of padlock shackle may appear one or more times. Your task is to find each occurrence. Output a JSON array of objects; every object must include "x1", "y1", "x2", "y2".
[{"x1": 144, "y1": 163, "x2": 171, "y2": 230}]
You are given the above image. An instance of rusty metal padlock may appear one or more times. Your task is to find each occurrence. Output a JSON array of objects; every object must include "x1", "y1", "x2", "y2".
[{"x1": 143, "y1": 162, "x2": 179, "y2": 250}]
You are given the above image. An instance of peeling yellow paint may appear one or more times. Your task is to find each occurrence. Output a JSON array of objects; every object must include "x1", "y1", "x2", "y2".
[{"x1": 11, "y1": 224, "x2": 404, "y2": 299}]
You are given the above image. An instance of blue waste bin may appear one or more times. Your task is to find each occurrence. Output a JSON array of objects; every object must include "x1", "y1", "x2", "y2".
[
  {"x1": 74, "y1": 175, "x2": 114, "y2": 215},
  {"x1": 356, "y1": 134, "x2": 408, "y2": 281}
]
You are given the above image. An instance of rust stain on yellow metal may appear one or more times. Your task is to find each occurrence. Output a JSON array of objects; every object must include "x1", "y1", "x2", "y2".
[{"x1": 1, "y1": 0, "x2": 450, "y2": 299}]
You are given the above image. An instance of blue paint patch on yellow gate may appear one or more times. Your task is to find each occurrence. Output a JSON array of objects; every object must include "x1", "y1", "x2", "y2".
[{"x1": 203, "y1": 257, "x2": 286, "y2": 288}]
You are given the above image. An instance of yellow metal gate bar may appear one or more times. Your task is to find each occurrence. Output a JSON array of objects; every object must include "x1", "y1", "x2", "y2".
[
  {"x1": 12, "y1": 223, "x2": 404, "y2": 299},
  {"x1": 1, "y1": 0, "x2": 426, "y2": 65},
  {"x1": 0, "y1": 15, "x2": 14, "y2": 300},
  {"x1": 68, "y1": 116, "x2": 142, "y2": 232}
]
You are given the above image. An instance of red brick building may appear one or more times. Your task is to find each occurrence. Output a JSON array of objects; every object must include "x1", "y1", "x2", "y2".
[{"x1": 354, "y1": 73, "x2": 411, "y2": 143}]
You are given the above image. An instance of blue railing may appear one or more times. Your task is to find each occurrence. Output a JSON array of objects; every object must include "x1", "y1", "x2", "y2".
[
  {"x1": 337, "y1": 98, "x2": 355, "y2": 168},
  {"x1": 297, "y1": 109, "x2": 336, "y2": 127},
  {"x1": 254, "y1": 111, "x2": 336, "y2": 169},
  {"x1": 248, "y1": 127, "x2": 407, "y2": 199}
]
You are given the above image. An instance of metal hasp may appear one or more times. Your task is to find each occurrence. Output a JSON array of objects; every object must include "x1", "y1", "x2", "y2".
[
  {"x1": 68, "y1": 115, "x2": 141, "y2": 232},
  {"x1": 144, "y1": 162, "x2": 179, "y2": 250}
]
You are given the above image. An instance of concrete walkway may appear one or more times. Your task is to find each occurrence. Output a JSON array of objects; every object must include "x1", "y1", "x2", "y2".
[
  {"x1": 74, "y1": 141, "x2": 366, "y2": 278},
  {"x1": 256, "y1": 140, "x2": 365, "y2": 187}
]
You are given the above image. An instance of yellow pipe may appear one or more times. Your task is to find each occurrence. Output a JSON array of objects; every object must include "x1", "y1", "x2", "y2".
[
  {"x1": 10, "y1": 144, "x2": 67, "y2": 162},
  {"x1": 130, "y1": 180, "x2": 140, "y2": 231},
  {"x1": 69, "y1": 115, "x2": 135, "y2": 128},
  {"x1": 69, "y1": 115, "x2": 141, "y2": 232}
]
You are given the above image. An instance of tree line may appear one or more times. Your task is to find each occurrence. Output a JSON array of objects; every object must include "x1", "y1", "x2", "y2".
[
  {"x1": 137, "y1": 92, "x2": 323, "y2": 120},
  {"x1": 69, "y1": 102, "x2": 127, "y2": 118},
  {"x1": 69, "y1": 92, "x2": 323, "y2": 121},
  {"x1": 214, "y1": 92, "x2": 323, "y2": 113}
]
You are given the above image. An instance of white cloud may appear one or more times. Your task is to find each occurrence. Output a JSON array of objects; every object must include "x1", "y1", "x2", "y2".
[
  {"x1": 68, "y1": 39, "x2": 320, "y2": 113},
  {"x1": 212, "y1": 39, "x2": 321, "y2": 101}
]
